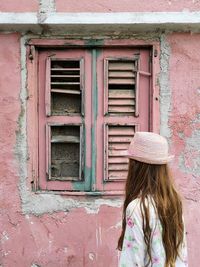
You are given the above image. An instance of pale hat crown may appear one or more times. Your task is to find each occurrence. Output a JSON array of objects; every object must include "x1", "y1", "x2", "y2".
[{"x1": 122, "y1": 131, "x2": 174, "y2": 164}]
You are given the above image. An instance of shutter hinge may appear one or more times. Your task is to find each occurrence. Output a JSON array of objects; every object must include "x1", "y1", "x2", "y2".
[
  {"x1": 28, "y1": 45, "x2": 35, "y2": 61},
  {"x1": 154, "y1": 49, "x2": 158, "y2": 57}
]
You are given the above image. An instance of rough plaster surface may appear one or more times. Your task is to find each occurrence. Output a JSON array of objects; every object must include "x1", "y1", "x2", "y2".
[
  {"x1": 159, "y1": 34, "x2": 172, "y2": 139},
  {"x1": 167, "y1": 33, "x2": 200, "y2": 267},
  {"x1": 38, "y1": 0, "x2": 56, "y2": 24}
]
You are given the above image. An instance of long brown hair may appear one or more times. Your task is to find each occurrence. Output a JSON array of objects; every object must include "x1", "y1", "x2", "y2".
[{"x1": 118, "y1": 159, "x2": 184, "y2": 267}]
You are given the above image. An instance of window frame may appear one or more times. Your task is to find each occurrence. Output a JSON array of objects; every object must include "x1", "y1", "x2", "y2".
[{"x1": 27, "y1": 39, "x2": 160, "y2": 196}]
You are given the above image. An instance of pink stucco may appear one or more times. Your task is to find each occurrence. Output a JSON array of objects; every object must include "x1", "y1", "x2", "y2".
[
  {"x1": 0, "y1": 35, "x2": 121, "y2": 266},
  {"x1": 0, "y1": 20, "x2": 200, "y2": 267},
  {"x1": 167, "y1": 33, "x2": 200, "y2": 267},
  {"x1": 56, "y1": 0, "x2": 200, "y2": 12},
  {"x1": 0, "y1": 0, "x2": 38, "y2": 12}
]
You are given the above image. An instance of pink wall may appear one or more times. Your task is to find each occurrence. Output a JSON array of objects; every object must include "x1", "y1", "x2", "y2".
[
  {"x1": 0, "y1": 13, "x2": 200, "y2": 267},
  {"x1": 168, "y1": 33, "x2": 200, "y2": 266},
  {"x1": 0, "y1": 36, "x2": 120, "y2": 267},
  {"x1": 0, "y1": 0, "x2": 38, "y2": 12},
  {"x1": 1, "y1": 31, "x2": 200, "y2": 267},
  {"x1": 56, "y1": 0, "x2": 200, "y2": 12}
]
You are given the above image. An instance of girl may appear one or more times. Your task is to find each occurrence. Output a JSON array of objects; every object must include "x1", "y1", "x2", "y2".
[{"x1": 118, "y1": 132, "x2": 188, "y2": 267}]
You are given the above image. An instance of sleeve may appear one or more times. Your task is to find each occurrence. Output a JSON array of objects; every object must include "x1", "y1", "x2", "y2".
[{"x1": 119, "y1": 202, "x2": 146, "y2": 267}]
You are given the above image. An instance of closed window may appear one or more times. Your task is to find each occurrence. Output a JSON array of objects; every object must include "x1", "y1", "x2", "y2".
[{"x1": 28, "y1": 43, "x2": 153, "y2": 194}]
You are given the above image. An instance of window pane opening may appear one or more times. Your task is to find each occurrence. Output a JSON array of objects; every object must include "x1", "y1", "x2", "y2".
[
  {"x1": 50, "y1": 125, "x2": 81, "y2": 180},
  {"x1": 50, "y1": 59, "x2": 82, "y2": 115}
]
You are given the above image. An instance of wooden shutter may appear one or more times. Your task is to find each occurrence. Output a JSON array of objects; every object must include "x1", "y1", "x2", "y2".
[
  {"x1": 104, "y1": 124, "x2": 136, "y2": 181},
  {"x1": 39, "y1": 49, "x2": 92, "y2": 192},
  {"x1": 46, "y1": 58, "x2": 84, "y2": 116},
  {"x1": 97, "y1": 49, "x2": 150, "y2": 192},
  {"x1": 104, "y1": 58, "x2": 139, "y2": 116}
]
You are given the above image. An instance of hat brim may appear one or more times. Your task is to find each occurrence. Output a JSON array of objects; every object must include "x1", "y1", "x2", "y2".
[{"x1": 120, "y1": 150, "x2": 174, "y2": 165}]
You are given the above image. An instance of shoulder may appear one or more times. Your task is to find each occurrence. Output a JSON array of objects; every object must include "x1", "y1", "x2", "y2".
[
  {"x1": 126, "y1": 198, "x2": 141, "y2": 218},
  {"x1": 126, "y1": 196, "x2": 157, "y2": 222}
]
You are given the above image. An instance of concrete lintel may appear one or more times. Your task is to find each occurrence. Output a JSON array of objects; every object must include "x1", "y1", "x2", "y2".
[{"x1": 1, "y1": 12, "x2": 200, "y2": 32}]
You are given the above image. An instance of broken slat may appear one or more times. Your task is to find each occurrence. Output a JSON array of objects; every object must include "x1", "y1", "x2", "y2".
[
  {"x1": 51, "y1": 82, "x2": 80, "y2": 85},
  {"x1": 51, "y1": 75, "x2": 80, "y2": 78},
  {"x1": 51, "y1": 68, "x2": 80, "y2": 71},
  {"x1": 51, "y1": 135, "x2": 80, "y2": 143},
  {"x1": 51, "y1": 89, "x2": 81, "y2": 94}
]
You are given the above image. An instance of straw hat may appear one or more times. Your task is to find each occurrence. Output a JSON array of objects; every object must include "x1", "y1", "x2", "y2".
[{"x1": 121, "y1": 132, "x2": 174, "y2": 164}]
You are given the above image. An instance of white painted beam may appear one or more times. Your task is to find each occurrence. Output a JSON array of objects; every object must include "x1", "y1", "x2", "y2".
[
  {"x1": 0, "y1": 12, "x2": 200, "y2": 32},
  {"x1": 0, "y1": 12, "x2": 37, "y2": 25},
  {"x1": 45, "y1": 12, "x2": 200, "y2": 25}
]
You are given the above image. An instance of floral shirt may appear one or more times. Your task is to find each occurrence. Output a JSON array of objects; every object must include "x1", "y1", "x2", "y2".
[{"x1": 119, "y1": 198, "x2": 188, "y2": 267}]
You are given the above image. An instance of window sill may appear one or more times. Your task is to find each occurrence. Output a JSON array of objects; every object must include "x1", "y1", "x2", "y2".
[{"x1": 35, "y1": 190, "x2": 124, "y2": 196}]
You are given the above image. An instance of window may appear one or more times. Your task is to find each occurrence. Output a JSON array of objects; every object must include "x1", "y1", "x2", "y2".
[{"x1": 27, "y1": 40, "x2": 156, "y2": 195}]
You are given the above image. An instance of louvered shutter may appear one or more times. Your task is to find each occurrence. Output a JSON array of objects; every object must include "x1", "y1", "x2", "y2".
[
  {"x1": 39, "y1": 49, "x2": 91, "y2": 191},
  {"x1": 105, "y1": 124, "x2": 136, "y2": 181},
  {"x1": 46, "y1": 58, "x2": 84, "y2": 116},
  {"x1": 104, "y1": 58, "x2": 139, "y2": 116}
]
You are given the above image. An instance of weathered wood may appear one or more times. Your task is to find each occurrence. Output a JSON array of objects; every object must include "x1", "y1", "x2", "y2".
[
  {"x1": 109, "y1": 99, "x2": 135, "y2": 106},
  {"x1": 51, "y1": 89, "x2": 81, "y2": 94},
  {"x1": 51, "y1": 135, "x2": 80, "y2": 143},
  {"x1": 108, "y1": 142, "x2": 129, "y2": 150},
  {"x1": 108, "y1": 78, "x2": 135, "y2": 84},
  {"x1": 108, "y1": 163, "x2": 128, "y2": 171},
  {"x1": 51, "y1": 68, "x2": 80, "y2": 71},
  {"x1": 108, "y1": 157, "x2": 129, "y2": 164},
  {"x1": 109, "y1": 71, "x2": 135, "y2": 77},
  {"x1": 108, "y1": 106, "x2": 135, "y2": 113},
  {"x1": 108, "y1": 126, "x2": 135, "y2": 136},
  {"x1": 51, "y1": 82, "x2": 80, "y2": 85},
  {"x1": 108, "y1": 89, "x2": 135, "y2": 99},
  {"x1": 108, "y1": 150, "x2": 129, "y2": 156},
  {"x1": 51, "y1": 91, "x2": 81, "y2": 114},
  {"x1": 109, "y1": 62, "x2": 135, "y2": 70},
  {"x1": 108, "y1": 170, "x2": 127, "y2": 178},
  {"x1": 108, "y1": 136, "x2": 133, "y2": 143},
  {"x1": 51, "y1": 75, "x2": 80, "y2": 78}
]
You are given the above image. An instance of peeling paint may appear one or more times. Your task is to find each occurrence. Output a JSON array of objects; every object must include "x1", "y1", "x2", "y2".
[
  {"x1": 179, "y1": 129, "x2": 200, "y2": 176},
  {"x1": 0, "y1": 231, "x2": 9, "y2": 244},
  {"x1": 31, "y1": 264, "x2": 41, "y2": 267},
  {"x1": 158, "y1": 34, "x2": 171, "y2": 139}
]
